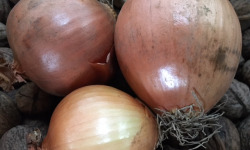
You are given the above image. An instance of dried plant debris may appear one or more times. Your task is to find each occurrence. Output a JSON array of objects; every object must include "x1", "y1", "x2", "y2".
[
  {"x1": 156, "y1": 91, "x2": 223, "y2": 150},
  {"x1": 0, "y1": 0, "x2": 11, "y2": 23},
  {"x1": 0, "y1": 48, "x2": 13, "y2": 66},
  {"x1": 237, "y1": 115, "x2": 250, "y2": 150},
  {"x1": 15, "y1": 82, "x2": 61, "y2": 117},
  {"x1": 158, "y1": 116, "x2": 240, "y2": 150},
  {"x1": 0, "y1": 91, "x2": 21, "y2": 138},
  {"x1": 0, "y1": 47, "x2": 18, "y2": 91},
  {"x1": 215, "y1": 79, "x2": 250, "y2": 120},
  {"x1": 27, "y1": 128, "x2": 43, "y2": 150},
  {"x1": 0, "y1": 120, "x2": 48, "y2": 150}
]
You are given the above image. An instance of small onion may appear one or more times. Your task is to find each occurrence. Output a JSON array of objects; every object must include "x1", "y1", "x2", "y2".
[
  {"x1": 40, "y1": 85, "x2": 158, "y2": 150},
  {"x1": 6, "y1": 0, "x2": 116, "y2": 96}
]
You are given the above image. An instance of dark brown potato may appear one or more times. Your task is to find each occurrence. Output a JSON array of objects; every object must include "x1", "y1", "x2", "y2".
[
  {"x1": 15, "y1": 82, "x2": 61, "y2": 117},
  {"x1": 215, "y1": 79, "x2": 250, "y2": 120},
  {"x1": 238, "y1": 115, "x2": 250, "y2": 150},
  {"x1": 0, "y1": 120, "x2": 48, "y2": 150},
  {"x1": 0, "y1": 0, "x2": 11, "y2": 23},
  {"x1": 205, "y1": 116, "x2": 240, "y2": 150},
  {"x1": 230, "y1": 0, "x2": 250, "y2": 19},
  {"x1": 0, "y1": 91, "x2": 22, "y2": 138},
  {"x1": 242, "y1": 29, "x2": 250, "y2": 59},
  {"x1": 0, "y1": 22, "x2": 8, "y2": 46},
  {"x1": 230, "y1": 0, "x2": 250, "y2": 30},
  {"x1": 241, "y1": 60, "x2": 250, "y2": 86}
]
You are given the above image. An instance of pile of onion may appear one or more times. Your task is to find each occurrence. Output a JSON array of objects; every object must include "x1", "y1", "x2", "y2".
[
  {"x1": 33, "y1": 85, "x2": 158, "y2": 150},
  {"x1": 6, "y1": 0, "x2": 116, "y2": 96},
  {"x1": 115, "y1": 0, "x2": 242, "y2": 148}
]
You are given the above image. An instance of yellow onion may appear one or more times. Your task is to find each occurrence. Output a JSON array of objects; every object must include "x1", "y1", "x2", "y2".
[
  {"x1": 115, "y1": 0, "x2": 242, "y2": 113},
  {"x1": 6, "y1": 0, "x2": 116, "y2": 96},
  {"x1": 41, "y1": 85, "x2": 158, "y2": 150}
]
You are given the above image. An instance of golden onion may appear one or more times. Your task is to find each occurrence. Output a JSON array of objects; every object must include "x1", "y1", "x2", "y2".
[{"x1": 41, "y1": 85, "x2": 158, "y2": 150}]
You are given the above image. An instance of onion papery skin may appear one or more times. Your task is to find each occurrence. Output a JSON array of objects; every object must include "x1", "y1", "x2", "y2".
[
  {"x1": 115, "y1": 0, "x2": 242, "y2": 112},
  {"x1": 41, "y1": 85, "x2": 158, "y2": 150},
  {"x1": 6, "y1": 0, "x2": 116, "y2": 96}
]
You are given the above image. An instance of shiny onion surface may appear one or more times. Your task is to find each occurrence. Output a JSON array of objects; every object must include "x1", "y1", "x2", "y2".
[
  {"x1": 41, "y1": 85, "x2": 158, "y2": 150},
  {"x1": 115, "y1": 0, "x2": 242, "y2": 112},
  {"x1": 6, "y1": 0, "x2": 116, "y2": 96}
]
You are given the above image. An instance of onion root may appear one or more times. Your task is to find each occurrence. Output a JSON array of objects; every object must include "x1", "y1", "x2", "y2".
[{"x1": 156, "y1": 91, "x2": 223, "y2": 150}]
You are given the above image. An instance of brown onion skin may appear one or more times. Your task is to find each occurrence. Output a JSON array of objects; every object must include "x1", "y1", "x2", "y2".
[
  {"x1": 115, "y1": 0, "x2": 242, "y2": 112},
  {"x1": 6, "y1": 0, "x2": 116, "y2": 96}
]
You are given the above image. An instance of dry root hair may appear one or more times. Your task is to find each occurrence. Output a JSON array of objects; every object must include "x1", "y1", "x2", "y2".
[{"x1": 156, "y1": 91, "x2": 224, "y2": 150}]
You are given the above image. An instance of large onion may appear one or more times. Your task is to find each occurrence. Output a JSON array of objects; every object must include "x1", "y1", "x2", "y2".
[
  {"x1": 39, "y1": 85, "x2": 158, "y2": 150},
  {"x1": 115, "y1": 0, "x2": 242, "y2": 113},
  {"x1": 114, "y1": 0, "x2": 242, "y2": 148},
  {"x1": 6, "y1": 0, "x2": 116, "y2": 96}
]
